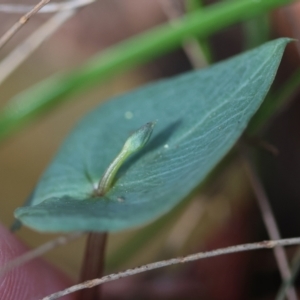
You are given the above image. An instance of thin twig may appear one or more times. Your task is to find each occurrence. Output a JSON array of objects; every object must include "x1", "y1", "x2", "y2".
[
  {"x1": 0, "y1": 0, "x2": 51, "y2": 50},
  {"x1": 0, "y1": 232, "x2": 83, "y2": 278},
  {"x1": 158, "y1": 0, "x2": 208, "y2": 68},
  {"x1": 0, "y1": 0, "x2": 95, "y2": 14},
  {"x1": 0, "y1": 9, "x2": 75, "y2": 86},
  {"x1": 42, "y1": 237, "x2": 300, "y2": 300},
  {"x1": 241, "y1": 151, "x2": 298, "y2": 300}
]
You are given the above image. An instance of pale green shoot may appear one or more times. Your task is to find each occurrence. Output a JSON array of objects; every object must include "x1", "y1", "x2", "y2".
[{"x1": 95, "y1": 122, "x2": 155, "y2": 196}]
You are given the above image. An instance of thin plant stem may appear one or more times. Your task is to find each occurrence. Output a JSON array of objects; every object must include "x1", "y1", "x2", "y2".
[
  {"x1": 277, "y1": 247, "x2": 300, "y2": 300},
  {"x1": 0, "y1": 0, "x2": 51, "y2": 50},
  {"x1": 283, "y1": 6, "x2": 300, "y2": 57},
  {"x1": 78, "y1": 232, "x2": 107, "y2": 300},
  {"x1": 158, "y1": 0, "x2": 208, "y2": 254},
  {"x1": 107, "y1": 193, "x2": 194, "y2": 270},
  {"x1": 185, "y1": 0, "x2": 213, "y2": 64},
  {"x1": 248, "y1": 67, "x2": 300, "y2": 134},
  {"x1": 158, "y1": 0, "x2": 208, "y2": 68},
  {"x1": 0, "y1": 0, "x2": 95, "y2": 14},
  {"x1": 0, "y1": 0, "x2": 296, "y2": 142},
  {"x1": 0, "y1": 9, "x2": 76, "y2": 86},
  {"x1": 241, "y1": 151, "x2": 298, "y2": 300},
  {"x1": 42, "y1": 237, "x2": 300, "y2": 300},
  {"x1": 0, "y1": 232, "x2": 83, "y2": 278},
  {"x1": 164, "y1": 198, "x2": 204, "y2": 253}
]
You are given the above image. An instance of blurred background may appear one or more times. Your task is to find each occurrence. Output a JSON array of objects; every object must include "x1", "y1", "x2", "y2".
[{"x1": 1, "y1": 0, "x2": 300, "y2": 299}]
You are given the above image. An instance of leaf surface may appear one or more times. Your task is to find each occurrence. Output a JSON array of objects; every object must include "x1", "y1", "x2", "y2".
[{"x1": 15, "y1": 39, "x2": 290, "y2": 232}]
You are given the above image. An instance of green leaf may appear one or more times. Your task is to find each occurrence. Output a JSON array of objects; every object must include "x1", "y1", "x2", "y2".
[{"x1": 15, "y1": 39, "x2": 290, "y2": 232}]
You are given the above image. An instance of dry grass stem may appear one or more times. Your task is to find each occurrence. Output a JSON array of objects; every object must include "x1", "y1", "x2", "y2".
[
  {"x1": 0, "y1": 0, "x2": 95, "y2": 14},
  {"x1": 0, "y1": 0, "x2": 51, "y2": 49},
  {"x1": 164, "y1": 198, "x2": 204, "y2": 252},
  {"x1": 0, "y1": 232, "x2": 83, "y2": 278},
  {"x1": 42, "y1": 237, "x2": 300, "y2": 300},
  {"x1": 283, "y1": 6, "x2": 300, "y2": 58},
  {"x1": 242, "y1": 153, "x2": 298, "y2": 300},
  {"x1": 0, "y1": 9, "x2": 75, "y2": 86},
  {"x1": 277, "y1": 248, "x2": 300, "y2": 300},
  {"x1": 158, "y1": 0, "x2": 208, "y2": 68}
]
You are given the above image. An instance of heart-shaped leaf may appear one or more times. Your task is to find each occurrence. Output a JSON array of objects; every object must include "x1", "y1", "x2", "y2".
[{"x1": 15, "y1": 38, "x2": 290, "y2": 232}]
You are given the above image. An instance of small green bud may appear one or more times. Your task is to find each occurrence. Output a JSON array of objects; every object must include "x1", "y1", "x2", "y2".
[
  {"x1": 123, "y1": 122, "x2": 155, "y2": 153},
  {"x1": 95, "y1": 122, "x2": 155, "y2": 196}
]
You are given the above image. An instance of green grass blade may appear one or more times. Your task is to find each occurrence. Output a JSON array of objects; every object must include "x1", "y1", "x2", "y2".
[{"x1": 0, "y1": 0, "x2": 295, "y2": 141}]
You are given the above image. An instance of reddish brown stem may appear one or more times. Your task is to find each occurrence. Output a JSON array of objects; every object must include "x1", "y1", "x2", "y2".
[{"x1": 77, "y1": 232, "x2": 107, "y2": 300}]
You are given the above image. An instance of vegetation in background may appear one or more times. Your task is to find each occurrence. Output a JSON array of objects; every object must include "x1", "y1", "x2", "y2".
[{"x1": 1, "y1": 0, "x2": 300, "y2": 299}]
